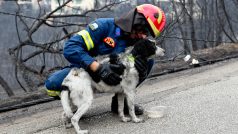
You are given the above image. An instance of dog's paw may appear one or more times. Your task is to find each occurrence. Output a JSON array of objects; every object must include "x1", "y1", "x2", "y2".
[
  {"x1": 66, "y1": 113, "x2": 74, "y2": 118},
  {"x1": 62, "y1": 112, "x2": 73, "y2": 120},
  {"x1": 78, "y1": 130, "x2": 88, "y2": 134},
  {"x1": 64, "y1": 122, "x2": 73, "y2": 129},
  {"x1": 121, "y1": 117, "x2": 131, "y2": 122},
  {"x1": 132, "y1": 117, "x2": 144, "y2": 123}
]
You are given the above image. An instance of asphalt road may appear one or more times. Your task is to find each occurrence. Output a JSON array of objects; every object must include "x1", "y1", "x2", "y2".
[{"x1": 1, "y1": 58, "x2": 238, "y2": 134}]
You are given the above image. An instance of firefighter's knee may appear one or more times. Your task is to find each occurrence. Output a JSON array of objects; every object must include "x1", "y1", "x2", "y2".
[
  {"x1": 45, "y1": 78, "x2": 60, "y2": 90},
  {"x1": 45, "y1": 67, "x2": 71, "y2": 90}
]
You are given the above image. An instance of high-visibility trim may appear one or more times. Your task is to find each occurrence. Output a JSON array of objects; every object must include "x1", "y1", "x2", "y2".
[
  {"x1": 77, "y1": 30, "x2": 94, "y2": 51},
  {"x1": 157, "y1": 8, "x2": 163, "y2": 25},
  {"x1": 127, "y1": 54, "x2": 135, "y2": 62},
  {"x1": 147, "y1": 18, "x2": 161, "y2": 37},
  {"x1": 46, "y1": 89, "x2": 61, "y2": 97}
]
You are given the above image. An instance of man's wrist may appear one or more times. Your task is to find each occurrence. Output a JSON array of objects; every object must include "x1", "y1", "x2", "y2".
[{"x1": 90, "y1": 61, "x2": 100, "y2": 72}]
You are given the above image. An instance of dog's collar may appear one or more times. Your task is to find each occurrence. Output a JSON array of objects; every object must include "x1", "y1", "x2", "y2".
[{"x1": 127, "y1": 54, "x2": 135, "y2": 62}]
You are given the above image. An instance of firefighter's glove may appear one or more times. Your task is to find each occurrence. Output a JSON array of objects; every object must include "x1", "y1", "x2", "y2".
[
  {"x1": 109, "y1": 53, "x2": 126, "y2": 75},
  {"x1": 96, "y1": 63, "x2": 123, "y2": 85},
  {"x1": 113, "y1": 63, "x2": 126, "y2": 75},
  {"x1": 134, "y1": 56, "x2": 148, "y2": 82}
]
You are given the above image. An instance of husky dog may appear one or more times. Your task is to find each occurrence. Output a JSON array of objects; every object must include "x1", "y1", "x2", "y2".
[{"x1": 61, "y1": 39, "x2": 165, "y2": 134}]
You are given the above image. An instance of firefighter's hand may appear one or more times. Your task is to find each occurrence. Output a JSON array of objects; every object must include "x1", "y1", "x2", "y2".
[
  {"x1": 109, "y1": 53, "x2": 126, "y2": 75},
  {"x1": 96, "y1": 63, "x2": 123, "y2": 85}
]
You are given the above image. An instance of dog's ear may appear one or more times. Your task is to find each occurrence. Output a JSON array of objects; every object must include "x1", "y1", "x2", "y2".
[{"x1": 131, "y1": 39, "x2": 156, "y2": 58}]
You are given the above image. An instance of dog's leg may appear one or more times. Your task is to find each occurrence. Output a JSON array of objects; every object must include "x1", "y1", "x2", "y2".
[
  {"x1": 61, "y1": 90, "x2": 74, "y2": 128},
  {"x1": 117, "y1": 93, "x2": 131, "y2": 122},
  {"x1": 125, "y1": 91, "x2": 143, "y2": 123},
  {"x1": 70, "y1": 88, "x2": 93, "y2": 134},
  {"x1": 62, "y1": 112, "x2": 72, "y2": 129},
  {"x1": 71, "y1": 102, "x2": 91, "y2": 134}
]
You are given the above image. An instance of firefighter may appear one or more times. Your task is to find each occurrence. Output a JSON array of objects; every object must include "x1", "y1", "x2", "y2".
[{"x1": 45, "y1": 4, "x2": 166, "y2": 115}]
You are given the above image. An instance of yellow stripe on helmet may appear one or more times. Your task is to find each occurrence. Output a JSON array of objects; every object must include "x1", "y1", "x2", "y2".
[
  {"x1": 77, "y1": 30, "x2": 94, "y2": 51},
  {"x1": 147, "y1": 18, "x2": 161, "y2": 37},
  {"x1": 157, "y1": 8, "x2": 163, "y2": 25}
]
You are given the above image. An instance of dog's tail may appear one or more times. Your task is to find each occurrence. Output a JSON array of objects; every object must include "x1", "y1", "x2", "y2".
[{"x1": 61, "y1": 87, "x2": 73, "y2": 118}]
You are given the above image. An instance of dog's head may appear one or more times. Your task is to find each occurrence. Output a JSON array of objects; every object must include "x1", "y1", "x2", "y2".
[{"x1": 131, "y1": 39, "x2": 164, "y2": 59}]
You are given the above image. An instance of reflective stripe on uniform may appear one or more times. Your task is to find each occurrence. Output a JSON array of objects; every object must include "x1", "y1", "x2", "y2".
[
  {"x1": 46, "y1": 89, "x2": 61, "y2": 97},
  {"x1": 77, "y1": 30, "x2": 94, "y2": 51}
]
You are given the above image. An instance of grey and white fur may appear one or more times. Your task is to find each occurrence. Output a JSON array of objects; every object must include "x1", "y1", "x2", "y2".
[{"x1": 60, "y1": 39, "x2": 165, "y2": 134}]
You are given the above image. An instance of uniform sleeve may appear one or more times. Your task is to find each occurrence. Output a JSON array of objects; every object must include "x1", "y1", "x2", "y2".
[
  {"x1": 63, "y1": 35, "x2": 95, "y2": 69},
  {"x1": 63, "y1": 19, "x2": 108, "y2": 69}
]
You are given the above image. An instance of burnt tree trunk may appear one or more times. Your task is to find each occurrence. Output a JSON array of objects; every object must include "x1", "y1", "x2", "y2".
[{"x1": 0, "y1": 75, "x2": 14, "y2": 97}]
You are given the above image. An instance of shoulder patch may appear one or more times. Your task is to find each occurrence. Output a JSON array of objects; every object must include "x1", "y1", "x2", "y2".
[
  {"x1": 89, "y1": 23, "x2": 98, "y2": 31},
  {"x1": 115, "y1": 28, "x2": 121, "y2": 36},
  {"x1": 104, "y1": 37, "x2": 115, "y2": 48}
]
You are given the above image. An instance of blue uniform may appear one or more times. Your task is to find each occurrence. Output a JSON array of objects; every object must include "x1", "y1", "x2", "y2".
[
  {"x1": 45, "y1": 18, "x2": 129, "y2": 91},
  {"x1": 63, "y1": 18, "x2": 128, "y2": 69}
]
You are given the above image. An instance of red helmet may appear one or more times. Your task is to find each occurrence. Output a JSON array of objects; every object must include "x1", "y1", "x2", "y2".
[{"x1": 136, "y1": 4, "x2": 166, "y2": 37}]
